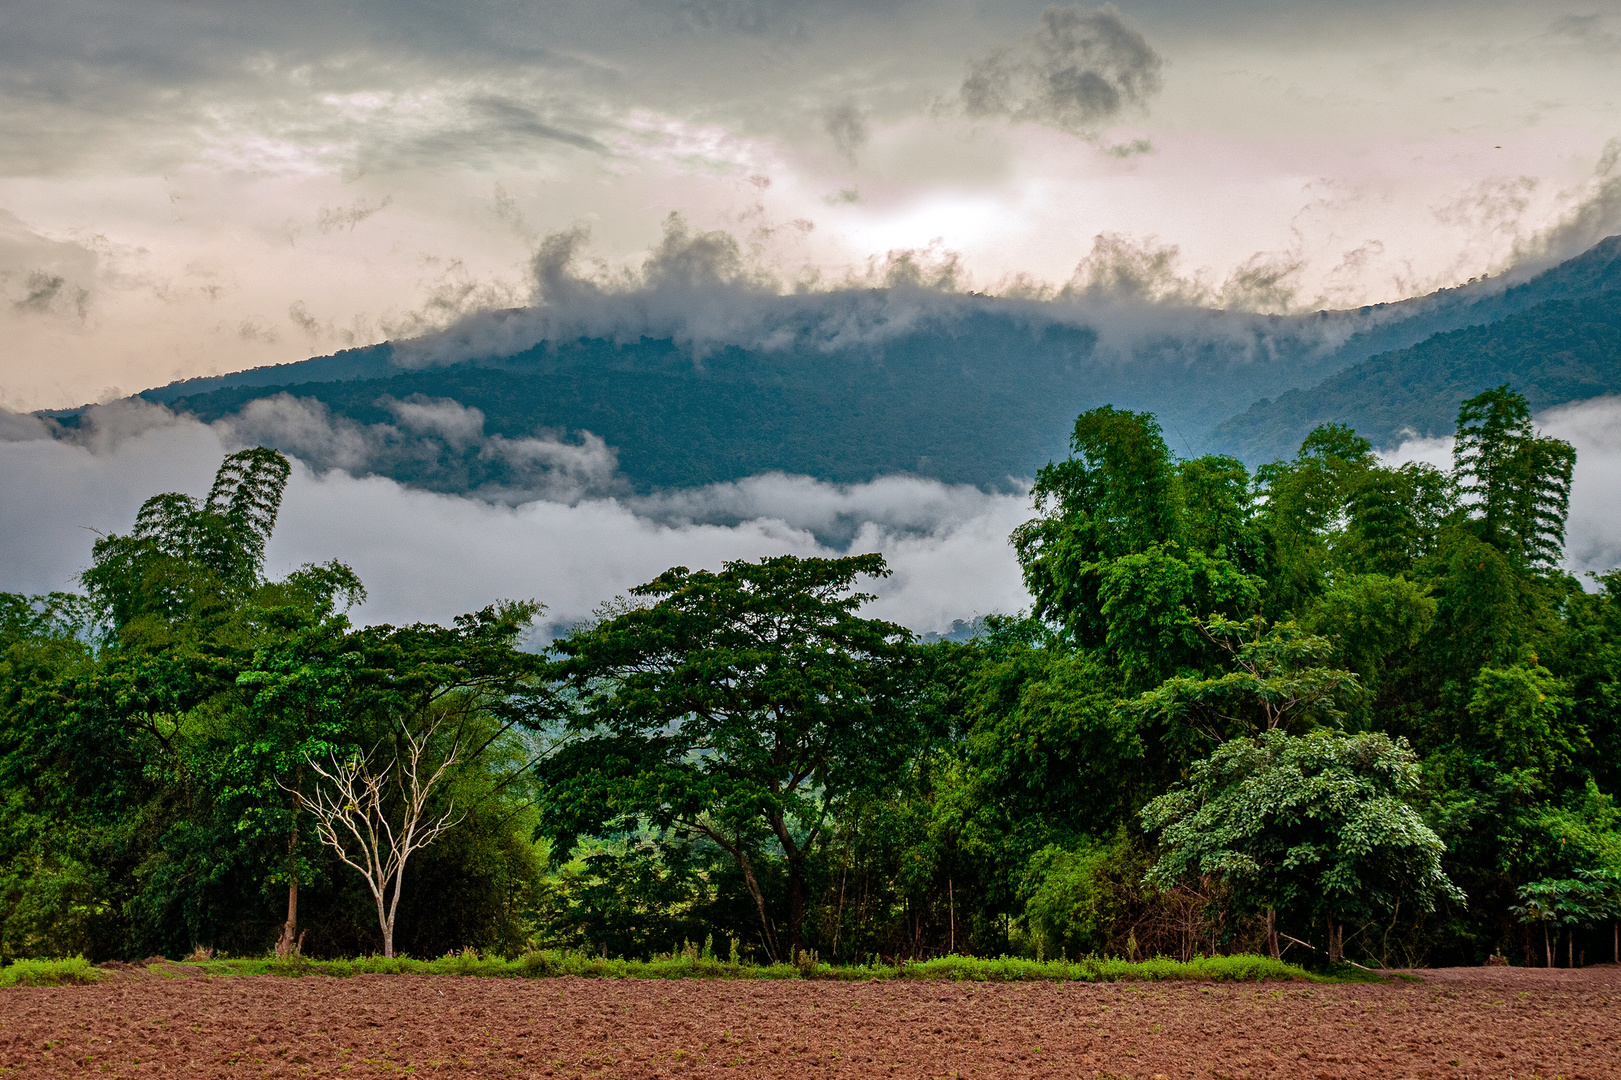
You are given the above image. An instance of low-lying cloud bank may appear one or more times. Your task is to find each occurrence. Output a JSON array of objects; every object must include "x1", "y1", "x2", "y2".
[
  {"x1": 8, "y1": 393, "x2": 1621, "y2": 637},
  {"x1": 0, "y1": 402, "x2": 1031, "y2": 633}
]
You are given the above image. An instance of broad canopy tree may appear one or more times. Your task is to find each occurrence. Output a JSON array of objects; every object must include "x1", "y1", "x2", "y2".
[
  {"x1": 1141, "y1": 729, "x2": 1465, "y2": 964},
  {"x1": 537, "y1": 554, "x2": 919, "y2": 962}
]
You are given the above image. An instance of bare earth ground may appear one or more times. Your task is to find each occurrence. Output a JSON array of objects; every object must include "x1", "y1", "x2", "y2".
[{"x1": 3, "y1": 966, "x2": 1619, "y2": 1079}]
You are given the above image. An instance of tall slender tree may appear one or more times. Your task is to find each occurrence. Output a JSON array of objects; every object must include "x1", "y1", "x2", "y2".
[{"x1": 1452, "y1": 385, "x2": 1575, "y2": 571}]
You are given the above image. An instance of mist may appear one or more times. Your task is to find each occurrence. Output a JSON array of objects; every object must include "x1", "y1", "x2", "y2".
[
  {"x1": 9, "y1": 388, "x2": 1621, "y2": 641},
  {"x1": 0, "y1": 402, "x2": 1031, "y2": 633}
]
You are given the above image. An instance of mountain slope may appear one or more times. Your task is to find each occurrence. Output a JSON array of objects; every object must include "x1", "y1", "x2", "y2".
[
  {"x1": 50, "y1": 235, "x2": 1621, "y2": 492},
  {"x1": 114, "y1": 308, "x2": 1336, "y2": 491},
  {"x1": 1210, "y1": 284, "x2": 1621, "y2": 462}
]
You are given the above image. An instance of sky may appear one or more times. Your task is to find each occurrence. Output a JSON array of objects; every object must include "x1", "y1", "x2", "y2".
[
  {"x1": 2, "y1": 0, "x2": 1620, "y2": 411},
  {"x1": 3, "y1": 0, "x2": 1621, "y2": 630}
]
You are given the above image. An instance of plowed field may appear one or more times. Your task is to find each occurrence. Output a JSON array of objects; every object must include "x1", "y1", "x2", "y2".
[{"x1": 3, "y1": 966, "x2": 1619, "y2": 1078}]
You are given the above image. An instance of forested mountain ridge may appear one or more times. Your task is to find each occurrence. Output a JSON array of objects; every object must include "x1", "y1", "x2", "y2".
[
  {"x1": 42, "y1": 235, "x2": 1621, "y2": 492},
  {"x1": 1211, "y1": 282, "x2": 1621, "y2": 462}
]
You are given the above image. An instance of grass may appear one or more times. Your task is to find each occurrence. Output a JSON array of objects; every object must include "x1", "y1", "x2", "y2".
[
  {"x1": 906, "y1": 953, "x2": 1320, "y2": 983},
  {"x1": 2, "y1": 950, "x2": 1328, "y2": 986},
  {"x1": 0, "y1": 957, "x2": 102, "y2": 987}
]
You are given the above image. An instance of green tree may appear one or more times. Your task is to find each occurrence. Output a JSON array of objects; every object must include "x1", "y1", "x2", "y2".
[
  {"x1": 1096, "y1": 545, "x2": 1261, "y2": 690},
  {"x1": 1012, "y1": 406, "x2": 1181, "y2": 638},
  {"x1": 537, "y1": 554, "x2": 917, "y2": 962},
  {"x1": 1125, "y1": 615, "x2": 1360, "y2": 759},
  {"x1": 228, "y1": 562, "x2": 367, "y2": 956},
  {"x1": 1302, "y1": 573, "x2": 1436, "y2": 726},
  {"x1": 1142, "y1": 729, "x2": 1464, "y2": 964},
  {"x1": 1343, "y1": 462, "x2": 1453, "y2": 576},
  {"x1": 81, "y1": 447, "x2": 291, "y2": 632},
  {"x1": 1174, "y1": 454, "x2": 1263, "y2": 570},
  {"x1": 284, "y1": 602, "x2": 543, "y2": 958},
  {"x1": 1511, "y1": 878, "x2": 1609, "y2": 967},
  {"x1": 1254, "y1": 424, "x2": 1377, "y2": 610},
  {"x1": 1453, "y1": 385, "x2": 1575, "y2": 572}
]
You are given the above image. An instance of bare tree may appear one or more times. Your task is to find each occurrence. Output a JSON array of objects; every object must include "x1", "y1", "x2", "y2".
[{"x1": 288, "y1": 716, "x2": 464, "y2": 958}]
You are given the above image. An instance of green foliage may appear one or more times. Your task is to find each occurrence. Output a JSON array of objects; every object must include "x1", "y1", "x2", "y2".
[
  {"x1": 1020, "y1": 843, "x2": 1116, "y2": 959},
  {"x1": 538, "y1": 554, "x2": 919, "y2": 962},
  {"x1": 0, "y1": 450, "x2": 546, "y2": 964},
  {"x1": 1302, "y1": 574, "x2": 1435, "y2": 718},
  {"x1": 7, "y1": 378, "x2": 1621, "y2": 972},
  {"x1": 1012, "y1": 407, "x2": 1181, "y2": 639},
  {"x1": 0, "y1": 950, "x2": 1315, "y2": 985},
  {"x1": 1465, "y1": 663, "x2": 1580, "y2": 772},
  {"x1": 1142, "y1": 730, "x2": 1465, "y2": 939},
  {"x1": 0, "y1": 956, "x2": 101, "y2": 987},
  {"x1": 1453, "y1": 385, "x2": 1575, "y2": 571},
  {"x1": 1125, "y1": 616, "x2": 1360, "y2": 755},
  {"x1": 81, "y1": 447, "x2": 291, "y2": 631}
]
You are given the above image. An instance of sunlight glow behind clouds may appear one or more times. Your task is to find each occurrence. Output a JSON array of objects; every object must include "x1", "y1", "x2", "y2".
[{"x1": 1, "y1": 1, "x2": 1619, "y2": 410}]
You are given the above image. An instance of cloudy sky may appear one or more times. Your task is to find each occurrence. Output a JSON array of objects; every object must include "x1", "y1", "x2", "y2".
[
  {"x1": 4, "y1": 1, "x2": 1621, "y2": 630},
  {"x1": 3, "y1": 0, "x2": 1620, "y2": 412}
]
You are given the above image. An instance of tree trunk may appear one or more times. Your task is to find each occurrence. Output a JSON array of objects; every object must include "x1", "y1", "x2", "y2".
[
  {"x1": 1267, "y1": 907, "x2": 1279, "y2": 960},
  {"x1": 275, "y1": 827, "x2": 300, "y2": 958},
  {"x1": 1613, "y1": 920, "x2": 1617, "y2": 965},
  {"x1": 1544, "y1": 924, "x2": 1552, "y2": 969},
  {"x1": 786, "y1": 855, "x2": 807, "y2": 962},
  {"x1": 376, "y1": 888, "x2": 395, "y2": 959},
  {"x1": 737, "y1": 851, "x2": 780, "y2": 963},
  {"x1": 1326, "y1": 915, "x2": 1343, "y2": 964},
  {"x1": 277, "y1": 878, "x2": 299, "y2": 957},
  {"x1": 949, "y1": 878, "x2": 955, "y2": 956}
]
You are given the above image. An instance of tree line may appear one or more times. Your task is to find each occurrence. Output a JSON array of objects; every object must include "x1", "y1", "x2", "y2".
[{"x1": 3, "y1": 385, "x2": 1618, "y2": 969}]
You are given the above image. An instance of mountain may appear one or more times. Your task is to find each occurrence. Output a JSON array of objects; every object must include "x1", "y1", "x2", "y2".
[
  {"x1": 79, "y1": 304, "x2": 1354, "y2": 492},
  {"x1": 1209, "y1": 236, "x2": 1621, "y2": 461},
  {"x1": 49, "y1": 235, "x2": 1621, "y2": 492}
]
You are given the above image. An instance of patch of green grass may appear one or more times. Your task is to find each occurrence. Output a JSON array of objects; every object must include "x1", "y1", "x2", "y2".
[
  {"x1": 175, "y1": 950, "x2": 1320, "y2": 983},
  {"x1": 4, "y1": 951, "x2": 1331, "y2": 987},
  {"x1": 905, "y1": 954, "x2": 1317, "y2": 983},
  {"x1": 0, "y1": 957, "x2": 102, "y2": 988}
]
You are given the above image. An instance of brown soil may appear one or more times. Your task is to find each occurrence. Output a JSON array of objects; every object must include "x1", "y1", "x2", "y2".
[{"x1": 3, "y1": 966, "x2": 1619, "y2": 1078}]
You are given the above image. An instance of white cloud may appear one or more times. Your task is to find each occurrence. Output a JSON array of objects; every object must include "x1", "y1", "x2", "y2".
[{"x1": 0, "y1": 404, "x2": 1031, "y2": 633}]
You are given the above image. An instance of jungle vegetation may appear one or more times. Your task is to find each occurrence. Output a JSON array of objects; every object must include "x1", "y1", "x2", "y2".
[{"x1": 3, "y1": 384, "x2": 1619, "y2": 970}]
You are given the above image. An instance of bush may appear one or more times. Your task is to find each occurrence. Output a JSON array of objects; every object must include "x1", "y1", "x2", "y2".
[{"x1": 0, "y1": 956, "x2": 101, "y2": 987}]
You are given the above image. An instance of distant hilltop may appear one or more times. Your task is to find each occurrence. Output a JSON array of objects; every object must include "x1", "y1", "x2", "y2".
[{"x1": 48, "y1": 235, "x2": 1621, "y2": 495}]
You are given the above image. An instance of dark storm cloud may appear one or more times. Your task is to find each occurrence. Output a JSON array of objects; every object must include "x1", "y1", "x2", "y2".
[
  {"x1": 1546, "y1": 12, "x2": 1621, "y2": 52},
  {"x1": 959, "y1": 4, "x2": 1164, "y2": 134},
  {"x1": 463, "y1": 97, "x2": 609, "y2": 154},
  {"x1": 648, "y1": 0, "x2": 914, "y2": 37},
  {"x1": 0, "y1": 0, "x2": 619, "y2": 174},
  {"x1": 359, "y1": 95, "x2": 610, "y2": 171}
]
